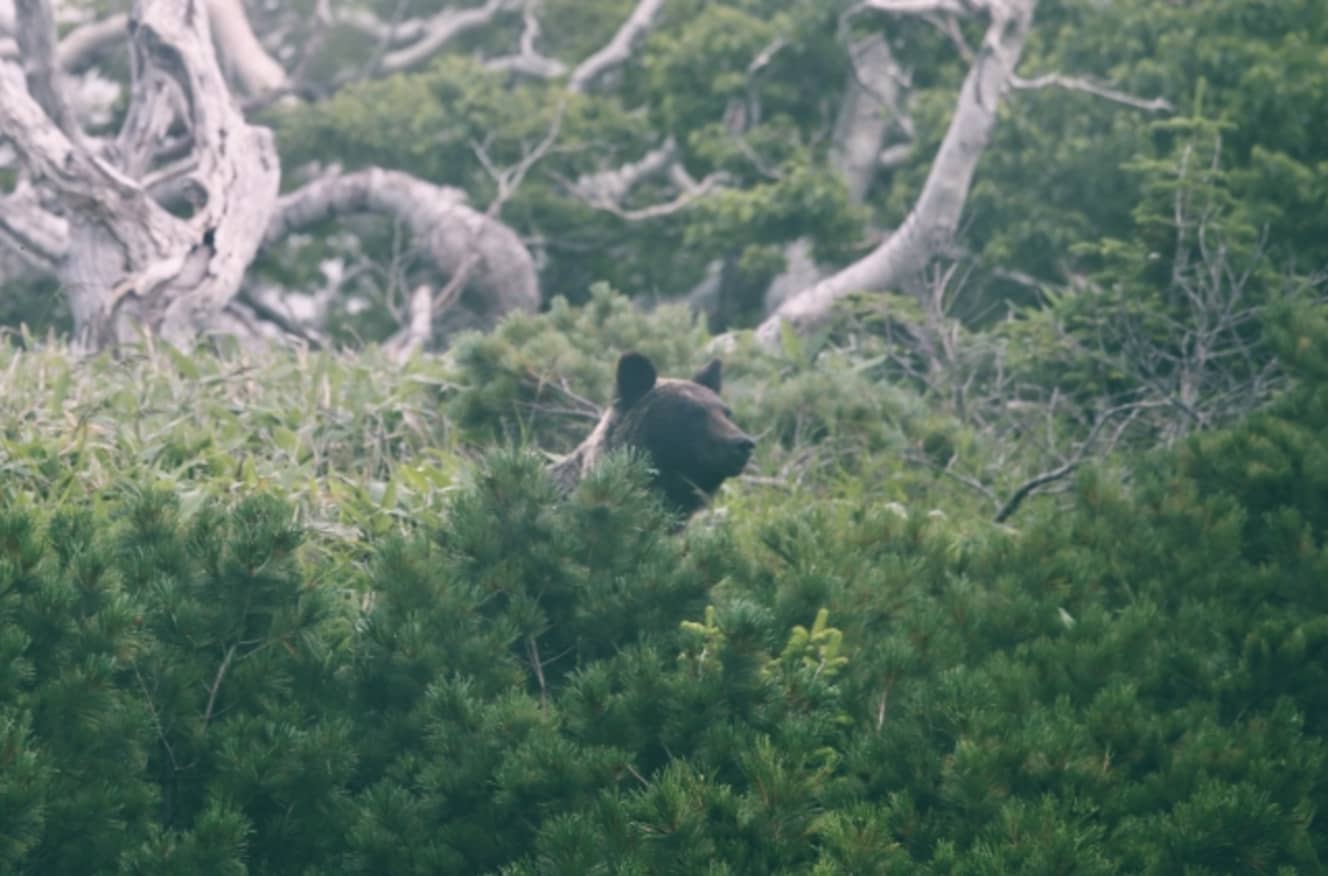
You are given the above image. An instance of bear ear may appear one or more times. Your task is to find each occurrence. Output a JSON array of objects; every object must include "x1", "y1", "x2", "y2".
[
  {"x1": 616, "y1": 351, "x2": 657, "y2": 407},
  {"x1": 692, "y1": 358, "x2": 722, "y2": 393}
]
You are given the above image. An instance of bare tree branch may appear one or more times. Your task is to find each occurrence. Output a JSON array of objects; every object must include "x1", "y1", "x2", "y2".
[
  {"x1": 205, "y1": 0, "x2": 288, "y2": 97},
  {"x1": 1012, "y1": 72, "x2": 1173, "y2": 113},
  {"x1": 267, "y1": 168, "x2": 540, "y2": 324},
  {"x1": 472, "y1": 93, "x2": 567, "y2": 204},
  {"x1": 56, "y1": 13, "x2": 128, "y2": 72},
  {"x1": 831, "y1": 33, "x2": 908, "y2": 202},
  {"x1": 0, "y1": 59, "x2": 177, "y2": 249},
  {"x1": 566, "y1": 137, "x2": 678, "y2": 205},
  {"x1": 202, "y1": 644, "x2": 237, "y2": 730},
  {"x1": 562, "y1": 128, "x2": 733, "y2": 223},
  {"x1": 858, "y1": 0, "x2": 977, "y2": 14},
  {"x1": 568, "y1": 0, "x2": 665, "y2": 93},
  {"x1": 2, "y1": 12, "x2": 128, "y2": 71},
  {"x1": 755, "y1": 0, "x2": 1035, "y2": 346},
  {"x1": 382, "y1": 283, "x2": 434, "y2": 361},
  {"x1": 993, "y1": 401, "x2": 1153, "y2": 523},
  {"x1": 485, "y1": 3, "x2": 567, "y2": 78},
  {"x1": 14, "y1": 0, "x2": 78, "y2": 136},
  {"x1": 379, "y1": 0, "x2": 519, "y2": 74},
  {"x1": 134, "y1": 664, "x2": 183, "y2": 772},
  {"x1": 527, "y1": 635, "x2": 548, "y2": 708},
  {"x1": 236, "y1": 284, "x2": 328, "y2": 347},
  {"x1": 581, "y1": 172, "x2": 726, "y2": 221},
  {"x1": 478, "y1": 0, "x2": 668, "y2": 87},
  {"x1": 0, "y1": 0, "x2": 280, "y2": 349},
  {"x1": 878, "y1": 141, "x2": 915, "y2": 168},
  {"x1": 334, "y1": 8, "x2": 427, "y2": 44},
  {"x1": 0, "y1": 179, "x2": 67, "y2": 269}
]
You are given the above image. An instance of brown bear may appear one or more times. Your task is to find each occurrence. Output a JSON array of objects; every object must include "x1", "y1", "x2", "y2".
[{"x1": 550, "y1": 352, "x2": 755, "y2": 518}]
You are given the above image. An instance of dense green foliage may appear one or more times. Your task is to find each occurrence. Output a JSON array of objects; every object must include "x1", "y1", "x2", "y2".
[
  {"x1": 237, "y1": 0, "x2": 1328, "y2": 342},
  {"x1": 2, "y1": 291, "x2": 1326, "y2": 872},
  {"x1": 3, "y1": 0, "x2": 1326, "y2": 867}
]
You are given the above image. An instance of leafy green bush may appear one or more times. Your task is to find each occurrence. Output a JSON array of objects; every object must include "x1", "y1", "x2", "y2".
[{"x1": 2, "y1": 293, "x2": 1326, "y2": 872}]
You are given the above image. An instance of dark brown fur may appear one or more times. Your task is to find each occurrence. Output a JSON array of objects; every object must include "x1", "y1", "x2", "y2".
[{"x1": 550, "y1": 352, "x2": 755, "y2": 518}]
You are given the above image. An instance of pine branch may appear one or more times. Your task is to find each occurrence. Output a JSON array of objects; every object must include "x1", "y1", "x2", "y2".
[
  {"x1": 134, "y1": 663, "x2": 183, "y2": 772},
  {"x1": 527, "y1": 635, "x2": 548, "y2": 709},
  {"x1": 202, "y1": 644, "x2": 237, "y2": 730}
]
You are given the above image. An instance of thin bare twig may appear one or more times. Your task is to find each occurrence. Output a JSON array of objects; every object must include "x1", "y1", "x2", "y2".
[
  {"x1": 434, "y1": 95, "x2": 567, "y2": 320},
  {"x1": 202, "y1": 644, "x2": 237, "y2": 730},
  {"x1": 625, "y1": 762, "x2": 651, "y2": 788},
  {"x1": 993, "y1": 401, "x2": 1158, "y2": 523},
  {"x1": 1011, "y1": 73, "x2": 1173, "y2": 113},
  {"x1": 527, "y1": 635, "x2": 548, "y2": 708},
  {"x1": 568, "y1": 0, "x2": 666, "y2": 92},
  {"x1": 134, "y1": 663, "x2": 182, "y2": 771},
  {"x1": 581, "y1": 173, "x2": 726, "y2": 221}
]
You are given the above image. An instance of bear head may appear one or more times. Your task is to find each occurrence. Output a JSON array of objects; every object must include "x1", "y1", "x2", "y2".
[{"x1": 607, "y1": 351, "x2": 755, "y2": 517}]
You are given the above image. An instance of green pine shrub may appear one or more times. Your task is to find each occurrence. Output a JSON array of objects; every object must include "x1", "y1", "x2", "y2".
[{"x1": 1, "y1": 291, "x2": 1326, "y2": 872}]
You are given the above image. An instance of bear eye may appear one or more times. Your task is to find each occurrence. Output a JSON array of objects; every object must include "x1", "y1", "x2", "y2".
[{"x1": 722, "y1": 406, "x2": 733, "y2": 419}]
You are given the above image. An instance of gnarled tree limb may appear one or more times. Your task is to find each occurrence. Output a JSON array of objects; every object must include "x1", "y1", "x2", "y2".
[
  {"x1": 567, "y1": 137, "x2": 678, "y2": 205},
  {"x1": 57, "y1": 13, "x2": 128, "y2": 72},
  {"x1": 266, "y1": 168, "x2": 540, "y2": 323},
  {"x1": 765, "y1": 30, "x2": 909, "y2": 313},
  {"x1": 3, "y1": 12, "x2": 131, "y2": 72},
  {"x1": 568, "y1": 0, "x2": 665, "y2": 93},
  {"x1": 205, "y1": 0, "x2": 288, "y2": 97},
  {"x1": 0, "y1": 180, "x2": 67, "y2": 270},
  {"x1": 832, "y1": 33, "x2": 909, "y2": 202},
  {"x1": 14, "y1": 0, "x2": 78, "y2": 135},
  {"x1": 1011, "y1": 72, "x2": 1173, "y2": 113},
  {"x1": 379, "y1": 0, "x2": 519, "y2": 74},
  {"x1": 0, "y1": 0, "x2": 280, "y2": 350},
  {"x1": 755, "y1": 0, "x2": 1035, "y2": 345},
  {"x1": 485, "y1": 4, "x2": 567, "y2": 79}
]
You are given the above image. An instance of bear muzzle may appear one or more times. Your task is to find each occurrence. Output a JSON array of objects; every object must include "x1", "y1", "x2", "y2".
[{"x1": 723, "y1": 433, "x2": 756, "y2": 474}]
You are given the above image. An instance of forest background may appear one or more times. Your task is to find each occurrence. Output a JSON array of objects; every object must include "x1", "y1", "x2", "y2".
[{"x1": 2, "y1": 0, "x2": 1327, "y2": 871}]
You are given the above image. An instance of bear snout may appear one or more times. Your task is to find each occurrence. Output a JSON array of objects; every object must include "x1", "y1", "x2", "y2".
[{"x1": 726, "y1": 434, "x2": 756, "y2": 472}]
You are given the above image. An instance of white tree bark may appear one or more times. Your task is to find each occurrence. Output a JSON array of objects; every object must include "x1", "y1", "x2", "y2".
[
  {"x1": 379, "y1": 0, "x2": 519, "y2": 74},
  {"x1": 830, "y1": 33, "x2": 906, "y2": 204},
  {"x1": 755, "y1": 0, "x2": 1036, "y2": 346},
  {"x1": 2, "y1": 0, "x2": 546, "y2": 349},
  {"x1": 567, "y1": 0, "x2": 665, "y2": 93},
  {"x1": 266, "y1": 168, "x2": 540, "y2": 323},
  {"x1": 0, "y1": 5, "x2": 126, "y2": 128},
  {"x1": 1, "y1": 0, "x2": 126, "y2": 71},
  {"x1": 763, "y1": 32, "x2": 908, "y2": 314},
  {"x1": 0, "y1": 180, "x2": 67, "y2": 271},
  {"x1": 13, "y1": 0, "x2": 77, "y2": 134},
  {"x1": 56, "y1": 14, "x2": 128, "y2": 71},
  {"x1": 568, "y1": 137, "x2": 677, "y2": 205},
  {"x1": 337, "y1": 0, "x2": 664, "y2": 89},
  {"x1": 383, "y1": 283, "x2": 435, "y2": 362},
  {"x1": 0, "y1": 0, "x2": 280, "y2": 349},
  {"x1": 484, "y1": 6, "x2": 567, "y2": 79},
  {"x1": 205, "y1": 0, "x2": 287, "y2": 97}
]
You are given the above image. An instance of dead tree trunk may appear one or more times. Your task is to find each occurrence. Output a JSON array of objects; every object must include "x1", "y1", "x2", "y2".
[
  {"x1": 763, "y1": 31, "x2": 909, "y2": 314},
  {"x1": 0, "y1": 0, "x2": 280, "y2": 350},
  {"x1": 755, "y1": 0, "x2": 1036, "y2": 347},
  {"x1": 266, "y1": 168, "x2": 540, "y2": 325}
]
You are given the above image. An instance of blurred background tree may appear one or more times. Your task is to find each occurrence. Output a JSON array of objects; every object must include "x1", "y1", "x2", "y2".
[{"x1": 3, "y1": 0, "x2": 1320, "y2": 354}]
